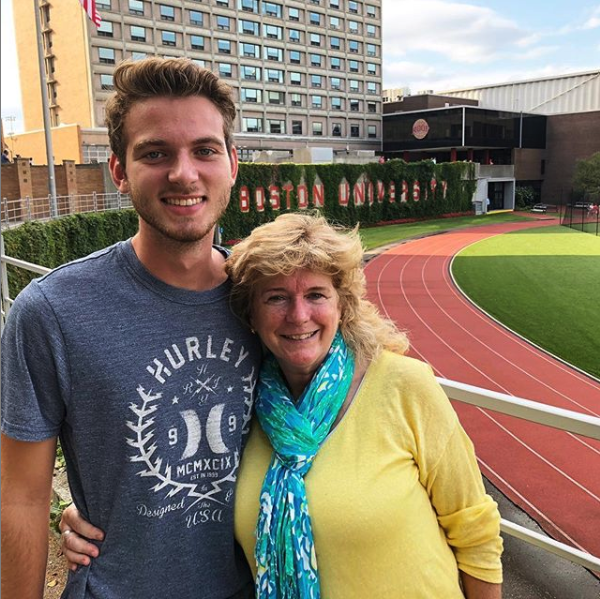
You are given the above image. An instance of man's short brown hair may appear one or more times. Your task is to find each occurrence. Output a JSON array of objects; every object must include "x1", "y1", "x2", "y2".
[{"x1": 105, "y1": 57, "x2": 236, "y2": 167}]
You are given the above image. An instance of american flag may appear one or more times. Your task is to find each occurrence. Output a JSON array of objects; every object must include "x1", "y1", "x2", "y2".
[{"x1": 79, "y1": 0, "x2": 102, "y2": 27}]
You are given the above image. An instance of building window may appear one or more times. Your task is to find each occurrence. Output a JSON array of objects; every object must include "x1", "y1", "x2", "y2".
[
  {"x1": 349, "y1": 60, "x2": 359, "y2": 73},
  {"x1": 332, "y1": 123, "x2": 342, "y2": 137},
  {"x1": 348, "y1": 1, "x2": 360, "y2": 14},
  {"x1": 216, "y1": 0, "x2": 229, "y2": 6},
  {"x1": 367, "y1": 102, "x2": 377, "y2": 113},
  {"x1": 190, "y1": 35, "x2": 204, "y2": 50},
  {"x1": 310, "y1": 53, "x2": 323, "y2": 67},
  {"x1": 98, "y1": 47, "x2": 115, "y2": 64},
  {"x1": 100, "y1": 74, "x2": 114, "y2": 90},
  {"x1": 218, "y1": 39, "x2": 232, "y2": 54},
  {"x1": 189, "y1": 10, "x2": 204, "y2": 26},
  {"x1": 128, "y1": 0, "x2": 144, "y2": 16},
  {"x1": 131, "y1": 51, "x2": 146, "y2": 61},
  {"x1": 240, "y1": 43, "x2": 260, "y2": 58},
  {"x1": 239, "y1": 0, "x2": 258, "y2": 12},
  {"x1": 312, "y1": 122, "x2": 323, "y2": 136},
  {"x1": 350, "y1": 100, "x2": 360, "y2": 112},
  {"x1": 330, "y1": 57, "x2": 342, "y2": 70},
  {"x1": 243, "y1": 117, "x2": 263, "y2": 133},
  {"x1": 96, "y1": 0, "x2": 110, "y2": 8},
  {"x1": 329, "y1": 16, "x2": 340, "y2": 29},
  {"x1": 239, "y1": 19, "x2": 259, "y2": 35},
  {"x1": 264, "y1": 25, "x2": 283, "y2": 39},
  {"x1": 329, "y1": 0, "x2": 340, "y2": 7},
  {"x1": 368, "y1": 125, "x2": 377, "y2": 138},
  {"x1": 350, "y1": 124, "x2": 360, "y2": 137},
  {"x1": 241, "y1": 88, "x2": 262, "y2": 103},
  {"x1": 265, "y1": 68, "x2": 284, "y2": 83},
  {"x1": 130, "y1": 26, "x2": 146, "y2": 42},
  {"x1": 366, "y1": 4, "x2": 376, "y2": 17},
  {"x1": 290, "y1": 93, "x2": 302, "y2": 107},
  {"x1": 331, "y1": 97, "x2": 343, "y2": 110},
  {"x1": 241, "y1": 65, "x2": 261, "y2": 80},
  {"x1": 292, "y1": 121, "x2": 303, "y2": 135},
  {"x1": 367, "y1": 62, "x2": 377, "y2": 75},
  {"x1": 309, "y1": 12, "x2": 321, "y2": 25},
  {"x1": 311, "y1": 95, "x2": 323, "y2": 108},
  {"x1": 268, "y1": 119, "x2": 285, "y2": 134},
  {"x1": 367, "y1": 43, "x2": 377, "y2": 57},
  {"x1": 218, "y1": 16, "x2": 232, "y2": 31},
  {"x1": 161, "y1": 31, "x2": 176, "y2": 46},
  {"x1": 192, "y1": 59, "x2": 206, "y2": 68},
  {"x1": 289, "y1": 7, "x2": 300, "y2": 21},
  {"x1": 367, "y1": 82, "x2": 378, "y2": 94},
  {"x1": 290, "y1": 72, "x2": 302, "y2": 85},
  {"x1": 160, "y1": 5, "x2": 175, "y2": 21},
  {"x1": 289, "y1": 50, "x2": 302, "y2": 64},
  {"x1": 310, "y1": 33, "x2": 321, "y2": 47},
  {"x1": 288, "y1": 29, "x2": 301, "y2": 43},
  {"x1": 330, "y1": 77, "x2": 342, "y2": 90},
  {"x1": 329, "y1": 36, "x2": 341, "y2": 50},
  {"x1": 264, "y1": 46, "x2": 283, "y2": 61},
  {"x1": 267, "y1": 91, "x2": 285, "y2": 105},
  {"x1": 348, "y1": 20, "x2": 360, "y2": 34},
  {"x1": 97, "y1": 21, "x2": 114, "y2": 37},
  {"x1": 218, "y1": 63, "x2": 233, "y2": 78},
  {"x1": 263, "y1": 2, "x2": 282, "y2": 18},
  {"x1": 348, "y1": 40, "x2": 360, "y2": 53},
  {"x1": 366, "y1": 24, "x2": 376, "y2": 37},
  {"x1": 349, "y1": 79, "x2": 360, "y2": 92},
  {"x1": 311, "y1": 74, "x2": 322, "y2": 88}
]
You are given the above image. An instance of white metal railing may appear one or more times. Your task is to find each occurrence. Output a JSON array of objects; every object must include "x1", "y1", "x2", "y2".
[
  {"x1": 1, "y1": 250, "x2": 599, "y2": 573},
  {"x1": 440, "y1": 378, "x2": 600, "y2": 572},
  {"x1": 1, "y1": 192, "x2": 132, "y2": 229}
]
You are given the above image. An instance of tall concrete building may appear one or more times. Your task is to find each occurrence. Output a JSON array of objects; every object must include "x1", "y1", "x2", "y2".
[{"x1": 11, "y1": 0, "x2": 383, "y2": 164}]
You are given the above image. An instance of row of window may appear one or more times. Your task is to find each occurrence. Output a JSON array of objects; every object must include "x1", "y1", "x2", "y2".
[
  {"x1": 240, "y1": 74, "x2": 380, "y2": 91},
  {"x1": 99, "y1": 70, "x2": 380, "y2": 105},
  {"x1": 96, "y1": 0, "x2": 378, "y2": 19},
  {"x1": 241, "y1": 118, "x2": 379, "y2": 138},
  {"x1": 239, "y1": 88, "x2": 379, "y2": 109},
  {"x1": 97, "y1": 47, "x2": 378, "y2": 77},
  {"x1": 96, "y1": 21, "x2": 380, "y2": 56}
]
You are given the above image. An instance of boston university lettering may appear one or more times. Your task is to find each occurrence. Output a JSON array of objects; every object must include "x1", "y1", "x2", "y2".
[{"x1": 221, "y1": 159, "x2": 476, "y2": 241}]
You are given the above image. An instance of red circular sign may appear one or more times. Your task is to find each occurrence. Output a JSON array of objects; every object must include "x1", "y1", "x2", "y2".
[{"x1": 412, "y1": 119, "x2": 430, "y2": 140}]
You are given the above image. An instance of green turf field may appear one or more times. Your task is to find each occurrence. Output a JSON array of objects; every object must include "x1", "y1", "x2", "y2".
[
  {"x1": 451, "y1": 226, "x2": 600, "y2": 379},
  {"x1": 358, "y1": 213, "x2": 531, "y2": 251}
]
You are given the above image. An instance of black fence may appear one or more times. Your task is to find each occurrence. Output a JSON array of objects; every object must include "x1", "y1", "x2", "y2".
[{"x1": 560, "y1": 197, "x2": 600, "y2": 237}]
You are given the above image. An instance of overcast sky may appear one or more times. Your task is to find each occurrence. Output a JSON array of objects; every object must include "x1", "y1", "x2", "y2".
[{"x1": 2, "y1": 0, "x2": 599, "y2": 134}]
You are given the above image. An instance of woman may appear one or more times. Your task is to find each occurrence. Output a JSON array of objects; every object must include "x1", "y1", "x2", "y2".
[{"x1": 61, "y1": 213, "x2": 503, "y2": 598}]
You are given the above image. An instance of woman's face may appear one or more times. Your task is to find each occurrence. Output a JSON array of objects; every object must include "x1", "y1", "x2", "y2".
[{"x1": 251, "y1": 269, "x2": 342, "y2": 387}]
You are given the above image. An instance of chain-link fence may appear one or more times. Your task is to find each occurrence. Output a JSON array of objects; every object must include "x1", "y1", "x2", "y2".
[
  {"x1": 1, "y1": 192, "x2": 132, "y2": 230},
  {"x1": 560, "y1": 194, "x2": 600, "y2": 237}
]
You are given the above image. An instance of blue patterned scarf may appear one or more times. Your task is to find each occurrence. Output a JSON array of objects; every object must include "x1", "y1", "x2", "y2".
[{"x1": 254, "y1": 331, "x2": 355, "y2": 599}]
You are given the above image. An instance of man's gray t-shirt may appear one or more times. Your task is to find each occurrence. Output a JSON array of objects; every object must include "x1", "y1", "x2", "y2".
[{"x1": 1, "y1": 240, "x2": 261, "y2": 599}]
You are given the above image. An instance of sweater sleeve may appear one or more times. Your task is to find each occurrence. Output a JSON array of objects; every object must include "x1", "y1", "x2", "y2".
[{"x1": 404, "y1": 361, "x2": 503, "y2": 584}]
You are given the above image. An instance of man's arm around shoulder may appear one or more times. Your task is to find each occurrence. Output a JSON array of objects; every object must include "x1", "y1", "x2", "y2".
[{"x1": 1, "y1": 434, "x2": 58, "y2": 599}]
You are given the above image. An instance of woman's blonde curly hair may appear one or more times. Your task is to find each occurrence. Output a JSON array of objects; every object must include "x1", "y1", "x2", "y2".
[{"x1": 226, "y1": 212, "x2": 409, "y2": 365}]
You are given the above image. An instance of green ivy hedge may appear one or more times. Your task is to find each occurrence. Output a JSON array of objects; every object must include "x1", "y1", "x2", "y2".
[
  {"x1": 3, "y1": 160, "x2": 475, "y2": 297},
  {"x1": 3, "y1": 210, "x2": 139, "y2": 297},
  {"x1": 222, "y1": 159, "x2": 476, "y2": 241}
]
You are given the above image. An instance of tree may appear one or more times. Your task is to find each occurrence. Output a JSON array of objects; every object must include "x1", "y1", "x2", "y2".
[
  {"x1": 572, "y1": 152, "x2": 600, "y2": 196},
  {"x1": 515, "y1": 186, "x2": 535, "y2": 209}
]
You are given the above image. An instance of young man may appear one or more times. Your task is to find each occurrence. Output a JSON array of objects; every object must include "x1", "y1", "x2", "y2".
[{"x1": 1, "y1": 58, "x2": 260, "y2": 599}]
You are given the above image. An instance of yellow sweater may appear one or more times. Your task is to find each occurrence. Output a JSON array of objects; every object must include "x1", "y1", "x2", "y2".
[{"x1": 234, "y1": 352, "x2": 503, "y2": 598}]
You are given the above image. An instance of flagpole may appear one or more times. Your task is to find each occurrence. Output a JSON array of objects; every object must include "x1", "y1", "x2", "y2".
[{"x1": 33, "y1": 0, "x2": 58, "y2": 218}]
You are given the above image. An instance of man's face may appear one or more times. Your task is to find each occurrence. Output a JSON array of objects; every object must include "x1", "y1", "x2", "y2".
[{"x1": 110, "y1": 96, "x2": 238, "y2": 245}]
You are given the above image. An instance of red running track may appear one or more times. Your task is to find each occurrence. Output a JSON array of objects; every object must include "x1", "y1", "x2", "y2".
[{"x1": 364, "y1": 219, "x2": 600, "y2": 562}]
